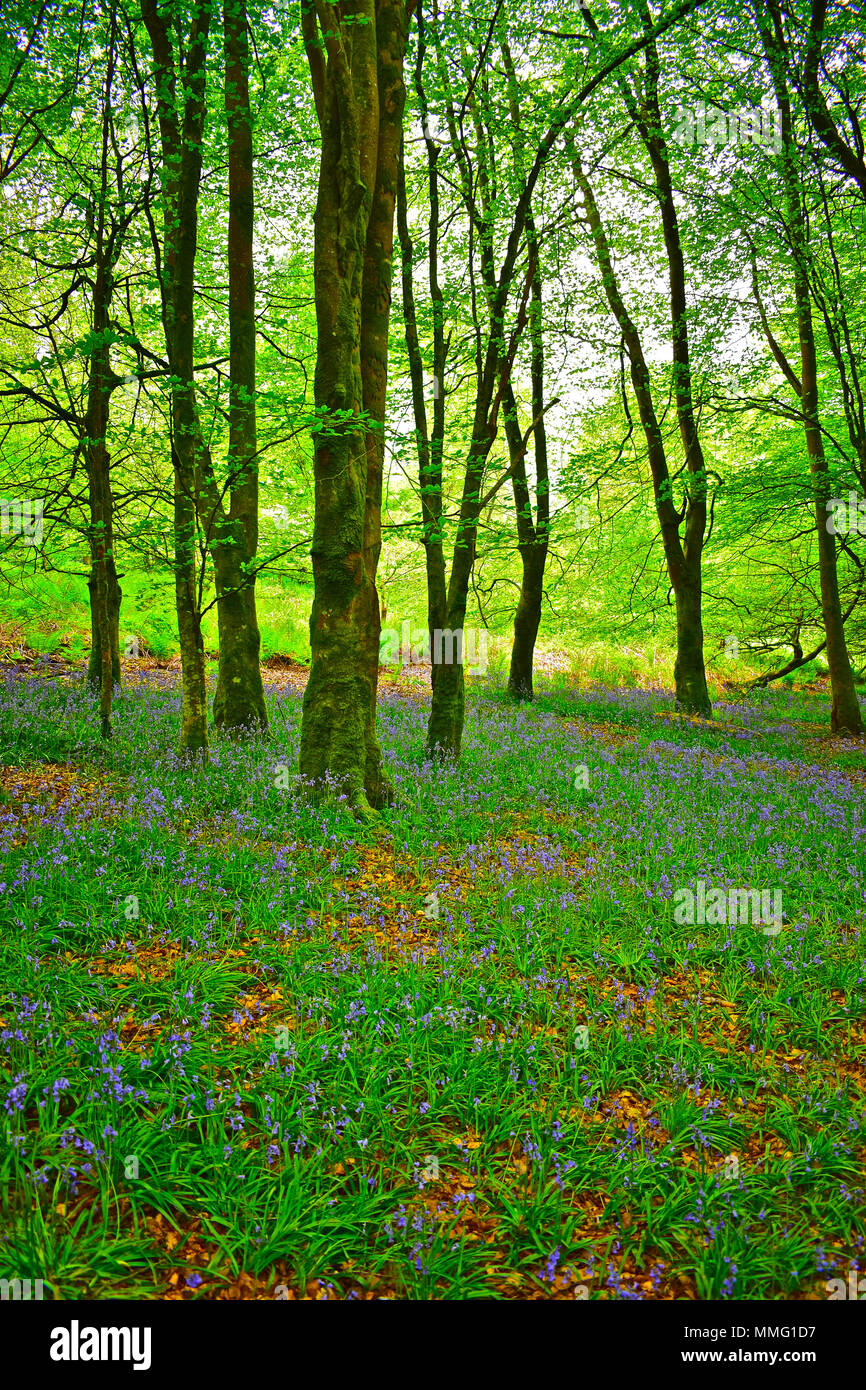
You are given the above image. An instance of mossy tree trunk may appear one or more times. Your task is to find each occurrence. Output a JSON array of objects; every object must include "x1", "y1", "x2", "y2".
[
  {"x1": 210, "y1": 0, "x2": 267, "y2": 736},
  {"x1": 298, "y1": 0, "x2": 408, "y2": 811},
  {"x1": 85, "y1": 13, "x2": 121, "y2": 738},
  {"x1": 359, "y1": 0, "x2": 408, "y2": 805},
  {"x1": 173, "y1": 449, "x2": 208, "y2": 753},
  {"x1": 86, "y1": 562, "x2": 121, "y2": 695},
  {"x1": 141, "y1": 0, "x2": 213, "y2": 756}
]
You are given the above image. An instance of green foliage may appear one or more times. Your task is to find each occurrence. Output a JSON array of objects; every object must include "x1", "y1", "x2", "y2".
[
  {"x1": 0, "y1": 0, "x2": 864, "y2": 1310},
  {"x1": 256, "y1": 581, "x2": 312, "y2": 662}
]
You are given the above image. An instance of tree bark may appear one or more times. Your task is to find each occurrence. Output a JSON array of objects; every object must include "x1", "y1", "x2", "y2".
[
  {"x1": 86, "y1": 561, "x2": 121, "y2": 693},
  {"x1": 507, "y1": 540, "x2": 545, "y2": 701},
  {"x1": 396, "y1": 30, "x2": 448, "y2": 715},
  {"x1": 359, "y1": 0, "x2": 408, "y2": 805},
  {"x1": 500, "y1": 305, "x2": 549, "y2": 705},
  {"x1": 85, "y1": 9, "x2": 120, "y2": 738},
  {"x1": 298, "y1": 0, "x2": 408, "y2": 811},
  {"x1": 141, "y1": 0, "x2": 213, "y2": 755},
  {"x1": 299, "y1": 0, "x2": 381, "y2": 812},
  {"x1": 212, "y1": 0, "x2": 267, "y2": 735}
]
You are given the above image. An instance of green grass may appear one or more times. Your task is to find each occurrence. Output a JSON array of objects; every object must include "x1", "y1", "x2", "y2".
[
  {"x1": 0, "y1": 671, "x2": 863, "y2": 1300},
  {"x1": 0, "y1": 566, "x2": 315, "y2": 665}
]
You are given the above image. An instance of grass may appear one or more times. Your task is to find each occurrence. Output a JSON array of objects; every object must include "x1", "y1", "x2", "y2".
[
  {"x1": 0, "y1": 567, "x2": 315, "y2": 665},
  {"x1": 0, "y1": 666, "x2": 863, "y2": 1300}
]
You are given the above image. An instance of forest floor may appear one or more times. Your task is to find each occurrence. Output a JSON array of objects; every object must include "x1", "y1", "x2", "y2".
[{"x1": 0, "y1": 657, "x2": 864, "y2": 1299}]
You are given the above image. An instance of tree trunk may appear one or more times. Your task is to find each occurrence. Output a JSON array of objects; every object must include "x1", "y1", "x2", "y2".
[
  {"x1": 420, "y1": 47, "x2": 513, "y2": 757},
  {"x1": 425, "y1": 422, "x2": 498, "y2": 758},
  {"x1": 806, "y1": 399, "x2": 863, "y2": 734},
  {"x1": 758, "y1": 0, "x2": 864, "y2": 736},
  {"x1": 630, "y1": 2, "x2": 712, "y2": 717},
  {"x1": 86, "y1": 557, "x2": 121, "y2": 691},
  {"x1": 396, "y1": 70, "x2": 448, "y2": 695},
  {"x1": 426, "y1": 402, "x2": 499, "y2": 758},
  {"x1": 298, "y1": 0, "x2": 380, "y2": 813},
  {"x1": 499, "y1": 40, "x2": 550, "y2": 704},
  {"x1": 508, "y1": 548, "x2": 545, "y2": 701},
  {"x1": 673, "y1": 568, "x2": 711, "y2": 717},
  {"x1": 299, "y1": 0, "x2": 409, "y2": 811},
  {"x1": 574, "y1": 152, "x2": 711, "y2": 717},
  {"x1": 142, "y1": 0, "x2": 213, "y2": 756},
  {"x1": 502, "y1": 369, "x2": 548, "y2": 705},
  {"x1": 359, "y1": 0, "x2": 408, "y2": 806},
  {"x1": 212, "y1": 0, "x2": 267, "y2": 736},
  {"x1": 212, "y1": 555, "x2": 266, "y2": 733},
  {"x1": 410, "y1": 6, "x2": 667, "y2": 755},
  {"x1": 85, "y1": 14, "x2": 119, "y2": 738},
  {"x1": 173, "y1": 449, "x2": 208, "y2": 753},
  {"x1": 426, "y1": 652, "x2": 465, "y2": 759}
]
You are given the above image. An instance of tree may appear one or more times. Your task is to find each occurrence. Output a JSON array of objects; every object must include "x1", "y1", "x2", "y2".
[
  {"x1": 298, "y1": 0, "x2": 411, "y2": 812},
  {"x1": 402, "y1": 0, "x2": 713, "y2": 756},
  {"x1": 141, "y1": 0, "x2": 214, "y2": 754},
  {"x1": 0, "y1": 2, "x2": 149, "y2": 727},
  {"x1": 800, "y1": 0, "x2": 866, "y2": 204},
  {"x1": 210, "y1": 0, "x2": 268, "y2": 735},
  {"x1": 755, "y1": 0, "x2": 864, "y2": 734}
]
